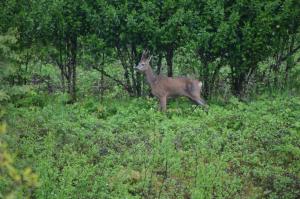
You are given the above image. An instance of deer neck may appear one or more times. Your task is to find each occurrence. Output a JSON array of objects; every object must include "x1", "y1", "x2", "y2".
[{"x1": 145, "y1": 66, "x2": 156, "y2": 86}]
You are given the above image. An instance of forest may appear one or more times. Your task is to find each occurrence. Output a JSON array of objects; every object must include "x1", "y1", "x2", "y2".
[{"x1": 0, "y1": 0, "x2": 300, "y2": 198}]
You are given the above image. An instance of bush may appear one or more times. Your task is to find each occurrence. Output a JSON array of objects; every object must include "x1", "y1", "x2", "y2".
[{"x1": 0, "y1": 96, "x2": 38, "y2": 198}]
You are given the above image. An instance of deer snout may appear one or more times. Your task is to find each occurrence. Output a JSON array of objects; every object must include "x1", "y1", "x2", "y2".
[{"x1": 135, "y1": 63, "x2": 143, "y2": 71}]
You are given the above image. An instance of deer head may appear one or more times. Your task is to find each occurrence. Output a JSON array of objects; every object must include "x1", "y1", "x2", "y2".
[{"x1": 135, "y1": 50, "x2": 152, "y2": 72}]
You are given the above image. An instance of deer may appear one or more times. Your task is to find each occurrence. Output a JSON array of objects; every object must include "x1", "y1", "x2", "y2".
[{"x1": 135, "y1": 50, "x2": 207, "y2": 111}]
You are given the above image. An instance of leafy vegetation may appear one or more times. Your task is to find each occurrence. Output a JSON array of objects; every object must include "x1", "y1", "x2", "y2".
[
  {"x1": 1, "y1": 0, "x2": 299, "y2": 100},
  {"x1": 0, "y1": 91, "x2": 38, "y2": 198},
  {"x1": 2, "y1": 93, "x2": 300, "y2": 198},
  {"x1": 1, "y1": 0, "x2": 300, "y2": 198}
]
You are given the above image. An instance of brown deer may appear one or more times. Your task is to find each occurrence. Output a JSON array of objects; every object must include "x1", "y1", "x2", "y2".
[{"x1": 135, "y1": 50, "x2": 207, "y2": 111}]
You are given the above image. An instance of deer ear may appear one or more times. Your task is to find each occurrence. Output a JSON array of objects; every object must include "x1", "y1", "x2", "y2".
[
  {"x1": 141, "y1": 50, "x2": 148, "y2": 61},
  {"x1": 141, "y1": 50, "x2": 144, "y2": 57}
]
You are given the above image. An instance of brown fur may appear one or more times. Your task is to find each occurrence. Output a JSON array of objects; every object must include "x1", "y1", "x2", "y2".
[{"x1": 136, "y1": 51, "x2": 206, "y2": 111}]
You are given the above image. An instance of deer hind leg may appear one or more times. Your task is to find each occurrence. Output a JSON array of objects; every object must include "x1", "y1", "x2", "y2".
[
  {"x1": 192, "y1": 96, "x2": 209, "y2": 113},
  {"x1": 159, "y1": 96, "x2": 167, "y2": 111},
  {"x1": 192, "y1": 92, "x2": 206, "y2": 106},
  {"x1": 185, "y1": 85, "x2": 203, "y2": 106},
  {"x1": 188, "y1": 95, "x2": 206, "y2": 106},
  {"x1": 194, "y1": 97, "x2": 206, "y2": 106}
]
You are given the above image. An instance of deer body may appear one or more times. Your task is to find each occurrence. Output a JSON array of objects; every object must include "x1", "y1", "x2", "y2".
[{"x1": 136, "y1": 51, "x2": 206, "y2": 111}]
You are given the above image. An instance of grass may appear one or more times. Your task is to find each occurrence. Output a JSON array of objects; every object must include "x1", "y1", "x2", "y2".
[{"x1": 2, "y1": 93, "x2": 300, "y2": 198}]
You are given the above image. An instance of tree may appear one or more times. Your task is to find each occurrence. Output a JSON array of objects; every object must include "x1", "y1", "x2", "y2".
[
  {"x1": 0, "y1": 30, "x2": 38, "y2": 199},
  {"x1": 189, "y1": 0, "x2": 232, "y2": 97},
  {"x1": 155, "y1": 0, "x2": 193, "y2": 77},
  {"x1": 94, "y1": 0, "x2": 158, "y2": 96},
  {"x1": 43, "y1": 0, "x2": 93, "y2": 101},
  {"x1": 191, "y1": 0, "x2": 300, "y2": 97}
]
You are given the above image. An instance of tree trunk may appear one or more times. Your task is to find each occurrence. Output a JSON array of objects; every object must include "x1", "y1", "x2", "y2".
[
  {"x1": 209, "y1": 64, "x2": 222, "y2": 97},
  {"x1": 71, "y1": 61, "x2": 76, "y2": 101},
  {"x1": 156, "y1": 53, "x2": 163, "y2": 75},
  {"x1": 130, "y1": 64, "x2": 137, "y2": 94},
  {"x1": 285, "y1": 35, "x2": 296, "y2": 85},
  {"x1": 202, "y1": 61, "x2": 210, "y2": 98},
  {"x1": 131, "y1": 46, "x2": 142, "y2": 96},
  {"x1": 64, "y1": 35, "x2": 78, "y2": 102},
  {"x1": 135, "y1": 72, "x2": 142, "y2": 96},
  {"x1": 66, "y1": 63, "x2": 72, "y2": 96},
  {"x1": 100, "y1": 53, "x2": 104, "y2": 101},
  {"x1": 273, "y1": 54, "x2": 281, "y2": 88},
  {"x1": 116, "y1": 46, "x2": 133, "y2": 95},
  {"x1": 166, "y1": 48, "x2": 174, "y2": 77},
  {"x1": 70, "y1": 36, "x2": 77, "y2": 102},
  {"x1": 124, "y1": 65, "x2": 133, "y2": 94},
  {"x1": 59, "y1": 44, "x2": 65, "y2": 92},
  {"x1": 60, "y1": 66, "x2": 65, "y2": 92},
  {"x1": 134, "y1": 48, "x2": 142, "y2": 96},
  {"x1": 231, "y1": 71, "x2": 245, "y2": 97}
]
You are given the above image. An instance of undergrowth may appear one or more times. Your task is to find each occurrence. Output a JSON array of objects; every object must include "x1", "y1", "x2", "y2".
[{"x1": 2, "y1": 94, "x2": 300, "y2": 199}]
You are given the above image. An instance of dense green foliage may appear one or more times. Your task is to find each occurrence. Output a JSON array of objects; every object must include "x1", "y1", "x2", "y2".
[
  {"x1": 1, "y1": 0, "x2": 299, "y2": 99},
  {"x1": 2, "y1": 93, "x2": 300, "y2": 198},
  {"x1": 0, "y1": 89, "x2": 38, "y2": 198},
  {"x1": 1, "y1": 0, "x2": 300, "y2": 198}
]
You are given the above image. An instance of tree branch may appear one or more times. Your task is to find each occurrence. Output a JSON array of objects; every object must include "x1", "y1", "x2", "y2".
[
  {"x1": 270, "y1": 44, "x2": 300, "y2": 69},
  {"x1": 91, "y1": 65, "x2": 129, "y2": 90}
]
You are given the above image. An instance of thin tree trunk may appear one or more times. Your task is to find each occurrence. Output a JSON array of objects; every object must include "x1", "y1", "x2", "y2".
[
  {"x1": 130, "y1": 64, "x2": 137, "y2": 95},
  {"x1": 24, "y1": 51, "x2": 29, "y2": 85},
  {"x1": 209, "y1": 64, "x2": 222, "y2": 97},
  {"x1": 166, "y1": 48, "x2": 174, "y2": 77},
  {"x1": 71, "y1": 61, "x2": 76, "y2": 101},
  {"x1": 67, "y1": 62, "x2": 72, "y2": 98},
  {"x1": 70, "y1": 35, "x2": 77, "y2": 102},
  {"x1": 202, "y1": 61, "x2": 210, "y2": 98},
  {"x1": 64, "y1": 35, "x2": 77, "y2": 102},
  {"x1": 232, "y1": 72, "x2": 245, "y2": 97},
  {"x1": 59, "y1": 42, "x2": 65, "y2": 92},
  {"x1": 285, "y1": 35, "x2": 296, "y2": 85},
  {"x1": 273, "y1": 53, "x2": 281, "y2": 88},
  {"x1": 156, "y1": 53, "x2": 163, "y2": 75},
  {"x1": 60, "y1": 66, "x2": 65, "y2": 92},
  {"x1": 136, "y1": 72, "x2": 142, "y2": 96},
  {"x1": 133, "y1": 46, "x2": 141, "y2": 96},
  {"x1": 100, "y1": 53, "x2": 105, "y2": 101},
  {"x1": 116, "y1": 46, "x2": 133, "y2": 95},
  {"x1": 65, "y1": 37, "x2": 72, "y2": 98}
]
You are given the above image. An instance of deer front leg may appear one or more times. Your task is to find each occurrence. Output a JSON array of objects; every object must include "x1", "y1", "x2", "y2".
[{"x1": 159, "y1": 96, "x2": 167, "y2": 112}]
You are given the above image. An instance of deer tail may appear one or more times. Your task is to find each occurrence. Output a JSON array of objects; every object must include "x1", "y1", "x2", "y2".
[
  {"x1": 198, "y1": 81, "x2": 203, "y2": 91},
  {"x1": 198, "y1": 81, "x2": 207, "y2": 106}
]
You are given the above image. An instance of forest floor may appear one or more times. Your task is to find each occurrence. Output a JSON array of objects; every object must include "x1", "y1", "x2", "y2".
[{"x1": 3, "y1": 93, "x2": 300, "y2": 198}]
